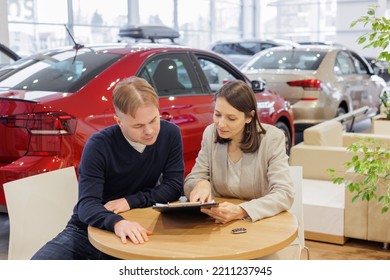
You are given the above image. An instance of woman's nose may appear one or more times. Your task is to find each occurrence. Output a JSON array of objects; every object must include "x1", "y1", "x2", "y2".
[{"x1": 218, "y1": 118, "x2": 226, "y2": 128}]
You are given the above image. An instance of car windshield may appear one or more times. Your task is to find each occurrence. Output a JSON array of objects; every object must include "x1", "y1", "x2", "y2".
[
  {"x1": 0, "y1": 49, "x2": 122, "y2": 92},
  {"x1": 243, "y1": 50, "x2": 326, "y2": 70}
]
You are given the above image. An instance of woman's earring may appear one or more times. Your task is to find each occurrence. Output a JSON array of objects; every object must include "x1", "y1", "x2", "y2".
[{"x1": 246, "y1": 123, "x2": 250, "y2": 134}]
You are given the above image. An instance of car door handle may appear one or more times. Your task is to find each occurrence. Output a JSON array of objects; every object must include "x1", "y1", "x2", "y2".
[{"x1": 160, "y1": 112, "x2": 172, "y2": 121}]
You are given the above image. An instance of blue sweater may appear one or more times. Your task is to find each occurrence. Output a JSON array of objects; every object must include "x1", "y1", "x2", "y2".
[{"x1": 69, "y1": 120, "x2": 184, "y2": 232}]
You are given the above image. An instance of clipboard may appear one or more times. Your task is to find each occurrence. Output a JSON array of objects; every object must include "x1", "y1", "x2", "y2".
[{"x1": 152, "y1": 201, "x2": 219, "y2": 213}]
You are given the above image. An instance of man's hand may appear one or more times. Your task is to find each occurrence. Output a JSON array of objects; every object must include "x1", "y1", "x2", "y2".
[
  {"x1": 104, "y1": 198, "x2": 130, "y2": 214},
  {"x1": 189, "y1": 180, "x2": 213, "y2": 203},
  {"x1": 200, "y1": 202, "x2": 248, "y2": 224},
  {"x1": 114, "y1": 220, "x2": 152, "y2": 244}
]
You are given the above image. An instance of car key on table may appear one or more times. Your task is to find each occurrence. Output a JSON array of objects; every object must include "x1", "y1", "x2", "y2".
[{"x1": 231, "y1": 227, "x2": 247, "y2": 234}]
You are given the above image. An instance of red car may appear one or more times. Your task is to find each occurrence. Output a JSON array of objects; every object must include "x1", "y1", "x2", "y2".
[{"x1": 0, "y1": 43, "x2": 294, "y2": 212}]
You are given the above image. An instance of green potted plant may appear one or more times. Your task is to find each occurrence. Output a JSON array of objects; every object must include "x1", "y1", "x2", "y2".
[
  {"x1": 351, "y1": 4, "x2": 390, "y2": 69},
  {"x1": 327, "y1": 5, "x2": 390, "y2": 215},
  {"x1": 327, "y1": 138, "x2": 390, "y2": 213},
  {"x1": 351, "y1": 4, "x2": 390, "y2": 132}
]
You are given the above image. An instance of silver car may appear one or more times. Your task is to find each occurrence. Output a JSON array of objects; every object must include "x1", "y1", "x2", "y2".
[{"x1": 241, "y1": 45, "x2": 387, "y2": 131}]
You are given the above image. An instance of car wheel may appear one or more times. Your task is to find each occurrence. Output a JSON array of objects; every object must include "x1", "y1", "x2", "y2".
[{"x1": 275, "y1": 121, "x2": 292, "y2": 155}]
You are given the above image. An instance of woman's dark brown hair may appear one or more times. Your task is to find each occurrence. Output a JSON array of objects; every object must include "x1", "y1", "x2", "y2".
[{"x1": 214, "y1": 80, "x2": 266, "y2": 153}]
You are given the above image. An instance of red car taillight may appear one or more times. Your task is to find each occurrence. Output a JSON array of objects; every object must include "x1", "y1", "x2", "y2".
[
  {"x1": 287, "y1": 79, "x2": 321, "y2": 89},
  {"x1": 1, "y1": 112, "x2": 76, "y2": 156},
  {"x1": 287, "y1": 79, "x2": 321, "y2": 100},
  {"x1": 2, "y1": 112, "x2": 76, "y2": 135}
]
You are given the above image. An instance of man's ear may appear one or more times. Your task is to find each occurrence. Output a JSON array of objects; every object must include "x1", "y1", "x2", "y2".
[{"x1": 114, "y1": 115, "x2": 121, "y2": 125}]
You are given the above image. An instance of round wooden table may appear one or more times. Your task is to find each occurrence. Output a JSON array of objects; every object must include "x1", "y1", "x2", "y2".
[{"x1": 88, "y1": 197, "x2": 298, "y2": 260}]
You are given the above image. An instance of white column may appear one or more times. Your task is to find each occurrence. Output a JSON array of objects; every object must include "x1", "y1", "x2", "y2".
[
  {"x1": 0, "y1": 0, "x2": 10, "y2": 46},
  {"x1": 127, "y1": 0, "x2": 139, "y2": 26}
]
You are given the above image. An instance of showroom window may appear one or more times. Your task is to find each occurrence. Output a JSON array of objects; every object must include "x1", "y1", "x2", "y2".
[
  {"x1": 71, "y1": 0, "x2": 128, "y2": 44},
  {"x1": 6, "y1": 0, "x2": 253, "y2": 55},
  {"x1": 4, "y1": 0, "x2": 384, "y2": 60},
  {"x1": 7, "y1": 0, "x2": 127, "y2": 55},
  {"x1": 176, "y1": 0, "x2": 210, "y2": 48},
  {"x1": 213, "y1": 0, "x2": 242, "y2": 41},
  {"x1": 138, "y1": 0, "x2": 174, "y2": 27},
  {"x1": 8, "y1": 0, "x2": 68, "y2": 55}
]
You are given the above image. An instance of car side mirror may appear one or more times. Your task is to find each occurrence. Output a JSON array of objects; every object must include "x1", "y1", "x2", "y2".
[
  {"x1": 374, "y1": 60, "x2": 390, "y2": 70},
  {"x1": 251, "y1": 79, "x2": 266, "y2": 92}
]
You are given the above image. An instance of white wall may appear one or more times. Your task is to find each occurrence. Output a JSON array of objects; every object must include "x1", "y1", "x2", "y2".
[{"x1": 335, "y1": 0, "x2": 389, "y2": 58}]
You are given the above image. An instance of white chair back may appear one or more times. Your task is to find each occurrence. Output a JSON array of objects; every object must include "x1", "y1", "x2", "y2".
[
  {"x1": 289, "y1": 166, "x2": 304, "y2": 246},
  {"x1": 289, "y1": 165, "x2": 309, "y2": 259},
  {"x1": 256, "y1": 166, "x2": 306, "y2": 260},
  {"x1": 3, "y1": 167, "x2": 78, "y2": 260}
]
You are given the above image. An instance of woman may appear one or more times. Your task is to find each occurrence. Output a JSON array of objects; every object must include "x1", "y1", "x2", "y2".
[{"x1": 184, "y1": 80, "x2": 297, "y2": 259}]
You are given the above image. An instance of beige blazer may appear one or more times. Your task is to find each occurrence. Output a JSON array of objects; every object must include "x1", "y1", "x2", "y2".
[{"x1": 184, "y1": 123, "x2": 294, "y2": 222}]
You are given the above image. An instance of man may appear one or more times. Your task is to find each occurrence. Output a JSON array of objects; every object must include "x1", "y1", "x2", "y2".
[{"x1": 32, "y1": 77, "x2": 184, "y2": 259}]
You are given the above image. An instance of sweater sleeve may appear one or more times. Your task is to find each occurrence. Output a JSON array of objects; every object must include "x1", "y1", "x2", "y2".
[
  {"x1": 76, "y1": 134, "x2": 124, "y2": 232},
  {"x1": 239, "y1": 127, "x2": 295, "y2": 222}
]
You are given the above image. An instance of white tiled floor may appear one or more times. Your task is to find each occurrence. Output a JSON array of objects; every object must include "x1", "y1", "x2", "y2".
[{"x1": 0, "y1": 119, "x2": 373, "y2": 260}]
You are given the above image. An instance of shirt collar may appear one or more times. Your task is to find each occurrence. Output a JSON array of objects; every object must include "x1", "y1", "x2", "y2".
[{"x1": 123, "y1": 136, "x2": 146, "y2": 153}]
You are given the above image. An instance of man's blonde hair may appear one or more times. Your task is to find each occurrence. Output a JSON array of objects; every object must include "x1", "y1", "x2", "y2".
[{"x1": 112, "y1": 76, "x2": 159, "y2": 117}]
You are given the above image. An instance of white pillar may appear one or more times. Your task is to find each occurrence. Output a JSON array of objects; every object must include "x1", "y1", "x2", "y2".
[
  {"x1": 127, "y1": 0, "x2": 139, "y2": 26},
  {"x1": 0, "y1": 0, "x2": 10, "y2": 46}
]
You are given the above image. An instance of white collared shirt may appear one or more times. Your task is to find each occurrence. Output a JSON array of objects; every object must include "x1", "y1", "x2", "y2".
[
  {"x1": 124, "y1": 136, "x2": 146, "y2": 153},
  {"x1": 227, "y1": 156, "x2": 242, "y2": 196}
]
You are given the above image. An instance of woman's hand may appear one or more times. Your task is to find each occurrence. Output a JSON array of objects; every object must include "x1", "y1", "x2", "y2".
[
  {"x1": 114, "y1": 220, "x2": 152, "y2": 244},
  {"x1": 189, "y1": 180, "x2": 213, "y2": 203},
  {"x1": 201, "y1": 202, "x2": 248, "y2": 224},
  {"x1": 104, "y1": 198, "x2": 130, "y2": 214}
]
